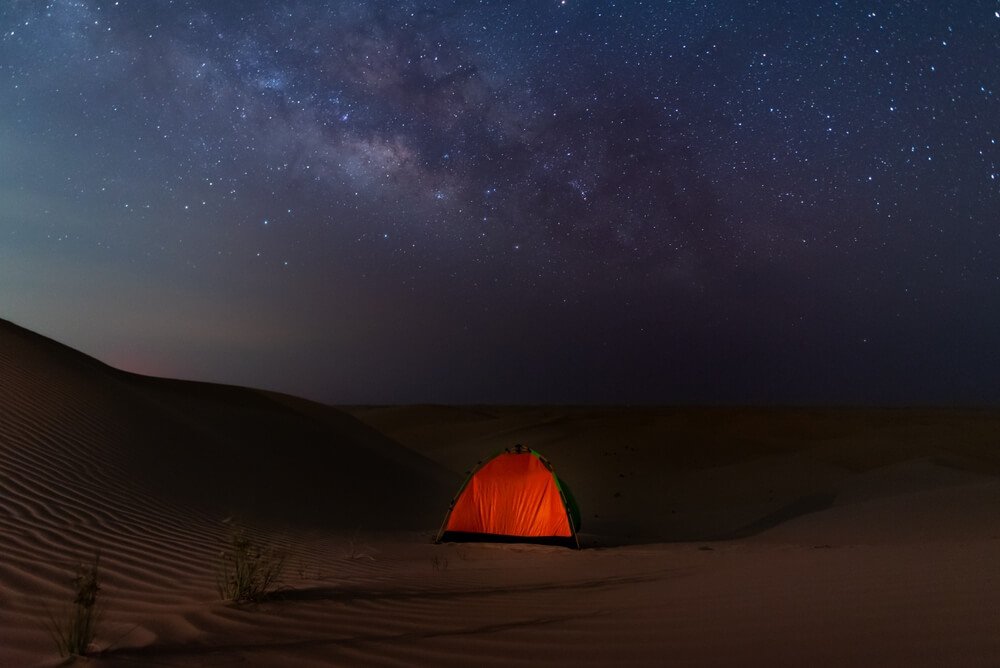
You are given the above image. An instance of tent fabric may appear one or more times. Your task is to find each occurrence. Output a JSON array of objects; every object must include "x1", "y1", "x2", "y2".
[{"x1": 436, "y1": 446, "x2": 579, "y2": 548}]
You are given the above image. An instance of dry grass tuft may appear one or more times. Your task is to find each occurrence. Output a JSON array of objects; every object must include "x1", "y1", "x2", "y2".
[
  {"x1": 47, "y1": 553, "x2": 101, "y2": 657},
  {"x1": 217, "y1": 527, "x2": 285, "y2": 603}
]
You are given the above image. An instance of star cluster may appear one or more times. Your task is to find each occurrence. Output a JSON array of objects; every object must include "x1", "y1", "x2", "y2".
[{"x1": 1, "y1": 1, "x2": 998, "y2": 403}]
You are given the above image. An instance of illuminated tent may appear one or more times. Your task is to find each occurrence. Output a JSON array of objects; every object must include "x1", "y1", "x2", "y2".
[{"x1": 436, "y1": 445, "x2": 581, "y2": 548}]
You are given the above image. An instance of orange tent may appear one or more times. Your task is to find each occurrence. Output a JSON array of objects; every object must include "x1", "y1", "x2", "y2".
[{"x1": 436, "y1": 445, "x2": 580, "y2": 548}]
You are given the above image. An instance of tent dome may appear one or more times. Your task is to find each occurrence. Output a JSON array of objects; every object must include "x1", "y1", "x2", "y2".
[{"x1": 436, "y1": 445, "x2": 580, "y2": 548}]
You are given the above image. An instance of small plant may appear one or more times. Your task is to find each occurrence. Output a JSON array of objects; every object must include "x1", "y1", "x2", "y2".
[
  {"x1": 48, "y1": 553, "x2": 101, "y2": 657},
  {"x1": 217, "y1": 527, "x2": 285, "y2": 603}
]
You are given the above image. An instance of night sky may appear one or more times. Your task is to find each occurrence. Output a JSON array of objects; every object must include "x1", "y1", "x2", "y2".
[{"x1": 2, "y1": 1, "x2": 998, "y2": 404}]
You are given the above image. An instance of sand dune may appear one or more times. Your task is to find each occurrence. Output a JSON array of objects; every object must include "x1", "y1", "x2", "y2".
[
  {"x1": 0, "y1": 319, "x2": 454, "y2": 664},
  {"x1": 3, "y1": 319, "x2": 1000, "y2": 665}
]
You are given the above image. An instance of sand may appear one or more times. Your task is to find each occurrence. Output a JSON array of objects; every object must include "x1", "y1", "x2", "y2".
[{"x1": 3, "y1": 318, "x2": 1000, "y2": 666}]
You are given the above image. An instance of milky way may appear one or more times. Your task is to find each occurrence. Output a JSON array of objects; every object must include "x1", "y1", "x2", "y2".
[{"x1": 1, "y1": 1, "x2": 998, "y2": 403}]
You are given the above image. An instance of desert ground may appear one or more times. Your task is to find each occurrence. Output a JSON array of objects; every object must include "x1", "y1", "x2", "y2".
[{"x1": 2, "y1": 317, "x2": 1000, "y2": 666}]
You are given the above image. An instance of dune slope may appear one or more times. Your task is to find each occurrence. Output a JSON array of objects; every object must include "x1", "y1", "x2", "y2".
[
  {"x1": 0, "y1": 318, "x2": 454, "y2": 664},
  {"x1": 0, "y1": 318, "x2": 456, "y2": 529}
]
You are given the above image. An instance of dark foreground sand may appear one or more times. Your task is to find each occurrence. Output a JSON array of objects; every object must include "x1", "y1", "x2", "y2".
[{"x1": 2, "y1": 318, "x2": 1000, "y2": 666}]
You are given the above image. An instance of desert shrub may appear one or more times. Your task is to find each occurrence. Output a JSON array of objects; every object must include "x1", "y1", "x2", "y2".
[
  {"x1": 48, "y1": 554, "x2": 101, "y2": 657},
  {"x1": 217, "y1": 528, "x2": 285, "y2": 603}
]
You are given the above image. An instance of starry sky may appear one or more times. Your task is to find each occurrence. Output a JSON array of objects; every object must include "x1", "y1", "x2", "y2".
[{"x1": 1, "y1": 1, "x2": 998, "y2": 404}]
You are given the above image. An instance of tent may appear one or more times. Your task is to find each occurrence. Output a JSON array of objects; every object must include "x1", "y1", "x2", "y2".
[{"x1": 436, "y1": 444, "x2": 581, "y2": 548}]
